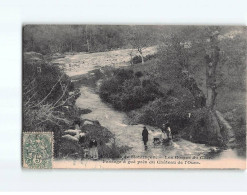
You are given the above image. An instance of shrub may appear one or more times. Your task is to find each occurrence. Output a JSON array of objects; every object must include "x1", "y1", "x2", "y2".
[
  {"x1": 23, "y1": 54, "x2": 82, "y2": 157},
  {"x1": 98, "y1": 140, "x2": 130, "y2": 159},
  {"x1": 23, "y1": 60, "x2": 74, "y2": 104},
  {"x1": 128, "y1": 96, "x2": 194, "y2": 131},
  {"x1": 99, "y1": 77, "x2": 121, "y2": 102},
  {"x1": 114, "y1": 69, "x2": 134, "y2": 81},
  {"x1": 131, "y1": 54, "x2": 158, "y2": 64},
  {"x1": 135, "y1": 71, "x2": 143, "y2": 78},
  {"x1": 144, "y1": 54, "x2": 157, "y2": 61},
  {"x1": 231, "y1": 116, "x2": 246, "y2": 157},
  {"x1": 99, "y1": 69, "x2": 163, "y2": 111},
  {"x1": 132, "y1": 55, "x2": 142, "y2": 64}
]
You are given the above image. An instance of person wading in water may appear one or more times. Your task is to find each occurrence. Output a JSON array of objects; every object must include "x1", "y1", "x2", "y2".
[
  {"x1": 142, "y1": 126, "x2": 149, "y2": 150},
  {"x1": 161, "y1": 122, "x2": 173, "y2": 143},
  {"x1": 165, "y1": 123, "x2": 172, "y2": 140}
]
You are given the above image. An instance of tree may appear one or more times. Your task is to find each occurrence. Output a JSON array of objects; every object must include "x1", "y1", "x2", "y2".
[
  {"x1": 205, "y1": 31, "x2": 220, "y2": 109},
  {"x1": 204, "y1": 31, "x2": 224, "y2": 145},
  {"x1": 128, "y1": 26, "x2": 155, "y2": 64},
  {"x1": 85, "y1": 25, "x2": 91, "y2": 52},
  {"x1": 158, "y1": 26, "x2": 207, "y2": 108},
  {"x1": 157, "y1": 26, "x2": 239, "y2": 146}
]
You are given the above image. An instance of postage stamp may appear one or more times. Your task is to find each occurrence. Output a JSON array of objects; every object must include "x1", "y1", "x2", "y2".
[{"x1": 22, "y1": 132, "x2": 53, "y2": 169}]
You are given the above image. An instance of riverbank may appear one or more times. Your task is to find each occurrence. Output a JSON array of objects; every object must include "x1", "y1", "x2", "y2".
[
  {"x1": 60, "y1": 60, "x2": 214, "y2": 158},
  {"x1": 51, "y1": 48, "x2": 245, "y2": 160},
  {"x1": 76, "y1": 84, "x2": 218, "y2": 158},
  {"x1": 126, "y1": 59, "x2": 246, "y2": 157}
]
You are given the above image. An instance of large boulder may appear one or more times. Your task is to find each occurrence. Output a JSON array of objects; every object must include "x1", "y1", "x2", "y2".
[
  {"x1": 83, "y1": 120, "x2": 94, "y2": 126},
  {"x1": 61, "y1": 134, "x2": 79, "y2": 142}
]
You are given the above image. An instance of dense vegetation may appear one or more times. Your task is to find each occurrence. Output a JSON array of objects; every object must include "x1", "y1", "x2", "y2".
[
  {"x1": 23, "y1": 53, "x2": 129, "y2": 159},
  {"x1": 23, "y1": 25, "x2": 162, "y2": 54},
  {"x1": 99, "y1": 26, "x2": 246, "y2": 153},
  {"x1": 23, "y1": 54, "x2": 77, "y2": 157},
  {"x1": 23, "y1": 54, "x2": 75, "y2": 131},
  {"x1": 99, "y1": 69, "x2": 163, "y2": 111}
]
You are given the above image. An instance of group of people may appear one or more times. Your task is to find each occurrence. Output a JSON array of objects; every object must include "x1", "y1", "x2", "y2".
[
  {"x1": 65, "y1": 120, "x2": 173, "y2": 159},
  {"x1": 142, "y1": 123, "x2": 173, "y2": 149}
]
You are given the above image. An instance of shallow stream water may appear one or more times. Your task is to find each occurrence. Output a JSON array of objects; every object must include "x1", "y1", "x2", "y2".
[{"x1": 76, "y1": 86, "x2": 219, "y2": 158}]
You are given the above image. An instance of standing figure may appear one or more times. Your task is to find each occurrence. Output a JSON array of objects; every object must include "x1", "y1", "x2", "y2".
[
  {"x1": 161, "y1": 124, "x2": 167, "y2": 141},
  {"x1": 142, "y1": 126, "x2": 149, "y2": 149},
  {"x1": 161, "y1": 123, "x2": 173, "y2": 142},
  {"x1": 89, "y1": 139, "x2": 98, "y2": 160},
  {"x1": 165, "y1": 123, "x2": 173, "y2": 140},
  {"x1": 74, "y1": 119, "x2": 81, "y2": 130},
  {"x1": 161, "y1": 123, "x2": 166, "y2": 134}
]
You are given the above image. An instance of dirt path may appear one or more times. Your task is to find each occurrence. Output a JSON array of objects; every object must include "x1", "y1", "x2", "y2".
[{"x1": 53, "y1": 46, "x2": 157, "y2": 77}]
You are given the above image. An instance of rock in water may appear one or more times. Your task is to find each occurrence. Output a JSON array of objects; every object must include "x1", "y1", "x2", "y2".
[{"x1": 62, "y1": 134, "x2": 79, "y2": 142}]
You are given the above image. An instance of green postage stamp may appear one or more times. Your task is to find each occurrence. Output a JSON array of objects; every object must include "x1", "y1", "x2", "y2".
[{"x1": 22, "y1": 132, "x2": 53, "y2": 169}]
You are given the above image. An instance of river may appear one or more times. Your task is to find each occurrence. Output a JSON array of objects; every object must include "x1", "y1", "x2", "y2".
[{"x1": 76, "y1": 85, "x2": 216, "y2": 158}]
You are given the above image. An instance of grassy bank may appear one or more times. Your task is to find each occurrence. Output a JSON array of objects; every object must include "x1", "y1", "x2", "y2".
[{"x1": 128, "y1": 59, "x2": 245, "y2": 155}]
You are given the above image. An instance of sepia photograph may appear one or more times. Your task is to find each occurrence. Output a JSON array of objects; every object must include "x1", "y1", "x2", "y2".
[{"x1": 22, "y1": 25, "x2": 246, "y2": 169}]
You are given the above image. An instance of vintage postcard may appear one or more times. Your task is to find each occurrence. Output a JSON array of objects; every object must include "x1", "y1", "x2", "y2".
[{"x1": 22, "y1": 25, "x2": 246, "y2": 169}]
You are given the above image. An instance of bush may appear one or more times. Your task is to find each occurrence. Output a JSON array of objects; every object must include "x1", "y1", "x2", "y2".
[
  {"x1": 99, "y1": 77, "x2": 121, "y2": 102},
  {"x1": 135, "y1": 71, "x2": 143, "y2": 78},
  {"x1": 131, "y1": 54, "x2": 158, "y2": 64},
  {"x1": 128, "y1": 95, "x2": 194, "y2": 132},
  {"x1": 98, "y1": 140, "x2": 130, "y2": 159},
  {"x1": 230, "y1": 115, "x2": 246, "y2": 157},
  {"x1": 144, "y1": 53, "x2": 157, "y2": 61},
  {"x1": 132, "y1": 55, "x2": 142, "y2": 64},
  {"x1": 23, "y1": 60, "x2": 74, "y2": 104},
  {"x1": 99, "y1": 69, "x2": 163, "y2": 111},
  {"x1": 114, "y1": 69, "x2": 134, "y2": 81},
  {"x1": 23, "y1": 54, "x2": 82, "y2": 157}
]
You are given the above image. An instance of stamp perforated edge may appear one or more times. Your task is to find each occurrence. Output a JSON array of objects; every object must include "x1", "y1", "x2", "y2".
[{"x1": 22, "y1": 131, "x2": 54, "y2": 169}]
